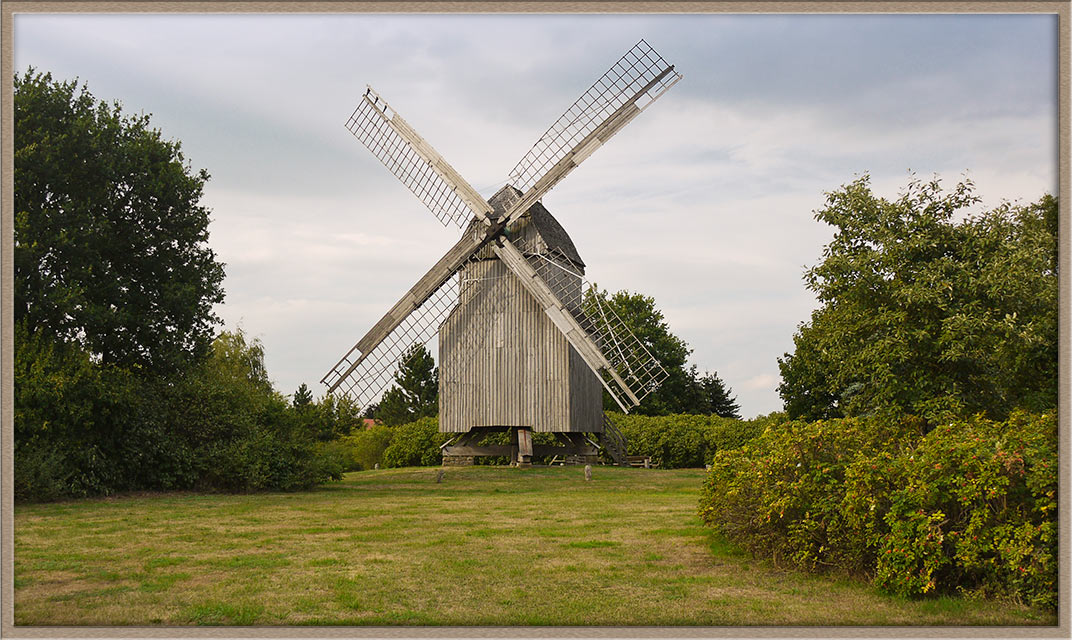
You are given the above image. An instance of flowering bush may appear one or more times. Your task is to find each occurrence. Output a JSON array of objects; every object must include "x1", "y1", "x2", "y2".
[{"x1": 699, "y1": 411, "x2": 1056, "y2": 609}]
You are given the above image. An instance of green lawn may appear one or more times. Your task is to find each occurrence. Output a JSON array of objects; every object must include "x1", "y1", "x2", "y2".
[{"x1": 13, "y1": 466, "x2": 1054, "y2": 626}]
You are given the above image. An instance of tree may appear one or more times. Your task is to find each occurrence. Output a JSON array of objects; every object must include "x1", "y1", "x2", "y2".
[
  {"x1": 778, "y1": 175, "x2": 1058, "y2": 421},
  {"x1": 293, "y1": 383, "x2": 313, "y2": 409},
  {"x1": 583, "y1": 287, "x2": 739, "y2": 417},
  {"x1": 14, "y1": 69, "x2": 225, "y2": 373},
  {"x1": 375, "y1": 343, "x2": 439, "y2": 426},
  {"x1": 169, "y1": 329, "x2": 344, "y2": 491},
  {"x1": 696, "y1": 370, "x2": 741, "y2": 419},
  {"x1": 314, "y1": 393, "x2": 363, "y2": 440}
]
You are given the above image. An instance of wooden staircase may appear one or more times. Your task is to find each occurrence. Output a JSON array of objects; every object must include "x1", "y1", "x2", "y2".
[{"x1": 598, "y1": 413, "x2": 630, "y2": 466}]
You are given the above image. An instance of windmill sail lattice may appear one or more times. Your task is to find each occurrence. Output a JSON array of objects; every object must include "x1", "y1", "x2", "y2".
[
  {"x1": 322, "y1": 253, "x2": 511, "y2": 409},
  {"x1": 346, "y1": 87, "x2": 491, "y2": 228},
  {"x1": 508, "y1": 39, "x2": 682, "y2": 193},
  {"x1": 515, "y1": 238, "x2": 669, "y2": 408}
]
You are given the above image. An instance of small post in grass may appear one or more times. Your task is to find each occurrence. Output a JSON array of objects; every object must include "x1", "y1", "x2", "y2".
[
  {"x1": 436, "y1": 469, "x2": 445, "y2": 483},
  {"x1": 584, "y1": 464, "x2": 592, "y2": 482}
]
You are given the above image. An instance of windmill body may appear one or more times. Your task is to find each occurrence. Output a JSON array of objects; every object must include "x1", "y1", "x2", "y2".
[
  {"x1": 439, "y1": 185, "x2": 603, "y2": 436},
  {"x1": 323, "y1": 40, "x2": 682, "y2": 466}
]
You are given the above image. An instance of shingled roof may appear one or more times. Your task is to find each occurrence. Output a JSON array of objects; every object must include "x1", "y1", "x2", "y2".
[{"x1": 486, "y1": 184, "x2": 585, "y2": 268}]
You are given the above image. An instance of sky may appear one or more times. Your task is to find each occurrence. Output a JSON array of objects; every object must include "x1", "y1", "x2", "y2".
[{"x1": 13, "y1": 11, "x2": 1059, "y2": 418}]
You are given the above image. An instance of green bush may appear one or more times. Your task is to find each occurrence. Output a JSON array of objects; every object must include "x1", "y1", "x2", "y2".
[
  {"x1": 308, "y1": 441, "x2": 350, "y2": 484},
  {"x1": 14, "y1": 322, "x2": 198, "y2": 500},
  {"x1": 698, "y1": 411, "x2": 1057, "y2": 609},
  {"x1": 14, "y1": 440, "x2": 74, "y2": 503},
  {"x1": 196, "y1": 426, "x2": 343, "y2": 493},
  {"x1": 611, "y1": 413, "x2": 767, "y2": 468},
  {"x1": 874, "y1": 412, "x2": 1057, "y2": 607},
  {"x1": 382, "y1": 417, "x2": 448, "y2": 468},
  {"x1": 14, "y1": 326, "x2": 344, "y2": 501},
  {"x1": 342, "y1": 412, "x2": 767, "y2": 472},
  {"x1": 340, "y1": 425, "x2": 395, "y2": 471}
]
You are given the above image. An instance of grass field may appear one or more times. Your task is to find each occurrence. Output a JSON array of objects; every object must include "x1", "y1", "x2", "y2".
[{"x1": 13, "y1": 466, "x2": 1055, "y2": 626}]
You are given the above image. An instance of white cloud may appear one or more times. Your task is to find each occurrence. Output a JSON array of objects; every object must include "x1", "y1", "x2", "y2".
[{"x1": 742, "y1": 374, "x2": 780, "y2": 392}]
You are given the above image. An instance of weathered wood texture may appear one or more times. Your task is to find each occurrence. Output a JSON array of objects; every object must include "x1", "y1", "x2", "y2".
[{"x1": 439, "y1": 205, "x2": 602, "y2": 434}]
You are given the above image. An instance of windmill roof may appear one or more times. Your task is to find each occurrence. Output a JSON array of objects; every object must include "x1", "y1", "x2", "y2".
[{"x1": 487, "y1": 185, "x2": 585, "y2": 268}]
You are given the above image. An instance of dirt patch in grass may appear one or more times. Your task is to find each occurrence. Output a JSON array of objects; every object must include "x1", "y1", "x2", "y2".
[{"x1": 14, "y1": 466, "x2": 1054, "y2": 626}]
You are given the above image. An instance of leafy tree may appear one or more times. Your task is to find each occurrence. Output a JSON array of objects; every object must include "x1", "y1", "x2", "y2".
[
  {"x1": 382, "y1": 417, "x2": 447, "y2": 468},
  {"x1": 14, "y1": 69, "x2": 225, "y2": 373},
  {"x1": 342, "y1": 424, "x2": 395, "y2": 471},
  {"x1": 375, "y1": 344, "x2": 439, "y2": 426},
  {"x1": 584, "y1": 288, "x2": 739, "y2": 417},
  {"x1": 11, "y1": 70, "x2": 347, "y2": 500},
  {"x1": 361, "y1": 402, "x2": 379, "y2": 420},
  {"x1": 316, "y1": 393, "x2": 364, "y2": 439},
  {"x1": 290, "y1": 382, "x2": 326, "y2": 441},
  {"x1": 167, "y1": 328, "x2": 345, "y2": 491},
  {"x1": 778, "y1": 175, "x2": 1058, "y2": 421}
]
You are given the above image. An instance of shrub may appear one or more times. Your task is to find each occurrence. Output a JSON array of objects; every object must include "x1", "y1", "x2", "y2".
[
  {"x1": 361, "y1": 412, "x2": 766, "y2": 471},
  {"x1": 13, "y1": 440, "x2": 74, "y2": 503},
  {"x1": 612, "y1": 413, "x2": 767, "y2": 468},
  {"x1": 341, "y1": 425, "x2": 395, "y2": 471},
  {"x1": 308, "y1": 441, "x2": 350, "y2": 484},
  {"x1": 698, "y1": 411, "x2": 1056, "y2": 609},
  {"x1": 197, "y1": 427, "x2": 345, "y2": 493},
  {"x1": 874, "y1": 411, "x2": 1057, "y2": 607},
  {"x1": 14, "y1": 322, "x2": 197, "y2": 500},
  {"x1": 14, "y1": 326, "x2": 345, "y2": 501},
  {"x1": 382, "y1": 417, "x2": 448, "y2": 468}
]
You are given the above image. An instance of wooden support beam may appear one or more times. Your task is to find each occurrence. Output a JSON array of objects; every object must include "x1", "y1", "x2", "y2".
[
  {"x1": 534, "y1": 443, "x2": 599, "y2": 457},
  {"x1": 441, "y1": 443, "x2": 600, "y2": 458},
  {"x1": 517, "y1": 428, "x2": 533, "y2": 466},
  {"x1": 442, "y1": 444, "x2": 515, "y2": 457}
]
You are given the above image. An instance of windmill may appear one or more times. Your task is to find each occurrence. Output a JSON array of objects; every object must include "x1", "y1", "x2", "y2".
[{"x1": 322, "y1": 40, "x2": 682, "y2": 466}]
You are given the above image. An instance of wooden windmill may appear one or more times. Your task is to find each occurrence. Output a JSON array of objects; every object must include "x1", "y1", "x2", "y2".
[{"x1": 322, "y1": 40, "x2": 682, "y2": 466}]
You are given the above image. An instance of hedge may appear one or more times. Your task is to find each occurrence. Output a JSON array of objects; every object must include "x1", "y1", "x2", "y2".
[
  {"x1": 698, "y1": 411, "x2": 1057, "y2": 609},
  {"x1": 334, "y1": 413, "x2": 770, "y2": 471},
  {"x1": 611, "y1": 412, "x2": 771, "y2": 468}
]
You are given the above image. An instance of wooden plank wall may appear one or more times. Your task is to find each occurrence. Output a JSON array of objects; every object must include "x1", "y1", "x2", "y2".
[{"x1": 439, "y1": 218, "x2": 602, "y2": 433}]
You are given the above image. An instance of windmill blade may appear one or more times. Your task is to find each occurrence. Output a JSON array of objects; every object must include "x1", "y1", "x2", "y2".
[
  {"x1": 322, "y1": 230, "x2": 487, "y2": 400},
  {"x1": 321, "y1": 274, "x2": 458, "y2": 409},
  {"x1": 492, "y1": 237, "x2": 668, "y2": 412},
  {"x1": 346, "y1": 86, "x2": 493, "y2": 228},
  {"x1": 501, "y1": 40, "x2": 682, "y2": 225}
]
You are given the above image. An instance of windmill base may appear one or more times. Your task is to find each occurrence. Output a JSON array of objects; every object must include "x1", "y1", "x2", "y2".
[{"x1": 441, "y1": 426, "x2": 600, "y2": 467}]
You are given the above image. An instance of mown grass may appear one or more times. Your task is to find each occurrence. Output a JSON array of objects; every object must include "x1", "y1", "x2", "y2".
[{"x1": 13, "y1": 466, "x2": 1055, "y2": 626}]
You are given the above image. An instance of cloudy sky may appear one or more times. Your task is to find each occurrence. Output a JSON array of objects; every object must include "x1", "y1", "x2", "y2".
[{"x1": 14, "y1": 11, "x2": 1058, "y2": 418}]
